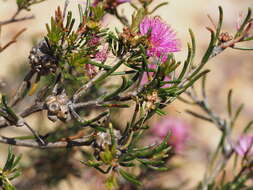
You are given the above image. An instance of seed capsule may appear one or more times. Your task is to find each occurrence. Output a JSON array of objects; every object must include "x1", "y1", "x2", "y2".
[
  {"x1": 45, "y1": 92, "x2": 71, "y2": 122},
  {"x1": 29, "y1": 40, "x2": 57, "y2": 75}
]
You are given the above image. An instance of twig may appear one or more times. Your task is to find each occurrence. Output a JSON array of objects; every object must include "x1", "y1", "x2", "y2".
[
  {"x1": 183, "y1": 85, "x2": 235, "y2": 190},
  {"x1": 185, "y1": 91, "x2": 225, "y2": 131},
  {"x1": 20, "y1": 103, "x2": 44, "y2": 118},
  {"x1": 0, "y1": 8, "x2": 34, "y2": 26},
  {"x1": 114, "y1": 9, "x2": 129, "y2": 26},
  {"x1": 0, "y1": 28, "x2": 26, "y2": 53},
  {"x1": 0, "y1": 15, "x2": 34, "y2": 26},
  {"x1": 208, "y1": 27, "x2": 250, "y2": 59},
  {"x1": 10, "y1": 70, "x2": 35, "y2": 107},
  {"x1": 0, "y1": 103, "x2": 44, "y2": 128},
  {"x1": 73, "y1": 100, "x2": 102, "y2": 109},
  {"x1": 186, "y1": 109, "x2": 213, "y2": 123},
  {"x1": 0, "y1": 135, "x2": 93, "y2": 149},
  {"x1": 23, "y1": 122, "x2": 45, "y2": 145},
  {"x1": 114, "y1": 85, "x2": 145, "y2": 101}
]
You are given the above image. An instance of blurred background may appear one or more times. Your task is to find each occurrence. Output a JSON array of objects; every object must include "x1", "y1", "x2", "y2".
[{"x1": 0, "y1": 0, "x2": 253, "y2": 189}]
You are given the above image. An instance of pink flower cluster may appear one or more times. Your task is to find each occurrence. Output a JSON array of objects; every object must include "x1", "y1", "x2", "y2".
[
  {"x1": 95, "y1": 43, "x2": 109, "y2": 62},
  {"x1": 150, "y1": 116, "x2": 189, "y2": 152},
  {"x1": 86, "y1": 41, "x2": 108, "y2": 78},
  {"x1": 88, "y1": 36, "x2": 100, "y2": 46},
  {"x1": 85, "y1": 64, "x2": 97, "y2": 78},
  {"x1": 139, "y1": 17, "x2": 181, "y2": 63}
]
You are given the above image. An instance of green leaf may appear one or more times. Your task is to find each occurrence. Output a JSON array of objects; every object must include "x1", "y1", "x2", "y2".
[
  {"x1": 178, "y1": 70, "x2": 210, "y2": 95},
  {"x1": 231, "y1": 104, "x2": 244, "y2": 128},
  {"x1": 243, "y1": 120, "x2": 253, "y2": 133},
  {"x1": 95, "y1": 59, "x2": 125, "y2": 84},
  {"x1": 12, "y1": 155, "x2": 22, "y2": 169},
  {"x1": 91, "y1": 3, "x2": 105, "y2": 21},
  {"x1": 3, "y1": 146, "x2": 15, "y2": 172},
  {"x1": 133, "y1": 135, "x2": 171, "y2": 159},
  {"x1": 142, "y1": 164, "x2": 169, "y2": 171},
  {"x1": 150, "y1": 2, "x2": 169, "y2": 14},
  {"x1": 235, "y1": 8, "x2": 252, "y2": 38},
  {"x1": 8, "y1": 171, "x2": 21, "y2": 181},
  {"x1": 232, "y1": 46, "x2": 253, "y2": 51},
  {"x1": 137, "y1": 159, "x2": 164, "y2": 166},
  {"x1": 103, "y1": 76, "x2": 127, "y2": 101},
  {"x1": 227, "y1": 89, "x2": 233, "y2": 117},
  {"x1": 119, "y1": 162, "x2": 135, "y2": 167},
  {"x1": 100, "y1": 147, "x2": 114, "y2": 164},
  {"x1": 130, "y1": 8, "x2": 145, "y2": 33},
  {"x1": 188, "y1": 30, "x2": 215, "y2": 80},
  {"x1": 189, "y1": 28, "x2": 196, "y2": 64},
  {"x1": 155, "y1": 108, "x2": 166, "y2": 116},
  {"x1": 105, "y1": 174, "x2": 118, "y2": 190},
  {"x1": 119, "y1": 168, "x2": 142, "y2": 186},
  {"x1": 215, "y1": 6, "x2": 223, "y2": 44}
]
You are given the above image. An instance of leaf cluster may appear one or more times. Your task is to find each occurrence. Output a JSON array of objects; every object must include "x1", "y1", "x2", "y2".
[{"x1": 0, "y1": 147, "x2": 21, "y2": 190}]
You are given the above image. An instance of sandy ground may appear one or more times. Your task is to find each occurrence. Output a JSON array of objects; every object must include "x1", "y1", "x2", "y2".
[{"x1": 1, "y1": 0, "x2": 253, "y2": 189}]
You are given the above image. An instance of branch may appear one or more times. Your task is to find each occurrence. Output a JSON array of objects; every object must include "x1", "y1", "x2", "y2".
[
  {"x1": 0, "y1": 135, "x2": 93, "y2": 149},
  {"x1": 183, "y1": 87, "x2": 234, "y2": 189},
  {"x1": 0, "y1": 8, "x2": 34, "y2": 26},
  {"x1": 186, "y1": 91, "x2": 225, "y2": 131},
  {"x1": 0, "y1": 103, "x2": 44, "y2": 128},
  {"x1": 114, "y1": 85, "x2": 145, "y2": 101},
  {"x1": 20, "y1": 103, "x2": 44, "y2": 117},
  {"x1": 0, "y1": 15, "x2": 34, "y2": 26},
  {"x1": 0, "y1": 28, "x2": 27, "y2": 53},
  {"x1": 73, "y1": 100, "x2": 102, "y2": 109},
  {"x1": 114, "y1": 9, "x2": 129, "y2": 26}
]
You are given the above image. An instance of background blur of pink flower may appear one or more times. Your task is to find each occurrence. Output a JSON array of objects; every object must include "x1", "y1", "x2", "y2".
[
  {"x1": 234, "y1": 135, "x2": 253, "y2": 157},
  {"x1": 150, "y1": 116, "x2": 189, "y2": 152}
]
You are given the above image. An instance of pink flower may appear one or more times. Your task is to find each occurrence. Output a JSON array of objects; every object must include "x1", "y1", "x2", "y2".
[
  {"x1": 88, "y1": 36, "x2": 100, "y2": 46},
  {"x1": 92, "y1": 0, "x2": 101, "y2": 6},
  {"x1": 150, "y1": 117, "x2": 189, "y2": 152},
  {"x1": 85, "y1": 64, "x2": 97, "y2": 78},
  {"x1": 140, "y1": 63, "x2": 171, "y2": 88},
  {"x1": 92, "y1": 0, "x2": 100, "y2": 6},
  {"x1": 234, "y1": 135, "x2": 253, "y2": 157},
  {"x1": 139, "y1": 17, "x2": 181, "y2": 62},
  {"x1": 95, "y1": 44, "x2": 109, "y2": 62}
]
